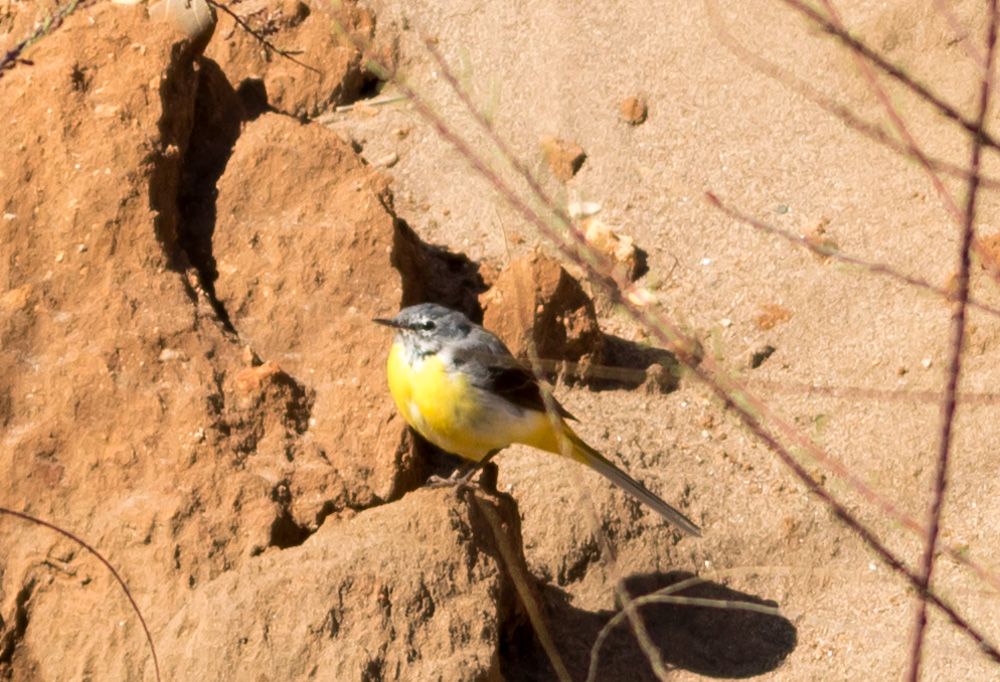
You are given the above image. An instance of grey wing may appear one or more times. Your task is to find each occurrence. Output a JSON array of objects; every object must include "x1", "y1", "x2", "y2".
[{"x1": 453, "y1": 328, "x2": 576, "y2": 420}]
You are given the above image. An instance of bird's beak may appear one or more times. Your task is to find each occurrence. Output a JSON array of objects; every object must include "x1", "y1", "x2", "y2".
[{"x1": 373, "y1": 316, "x2": 404, "y2": 329}]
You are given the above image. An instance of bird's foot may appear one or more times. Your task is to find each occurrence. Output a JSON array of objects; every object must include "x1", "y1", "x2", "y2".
[
  {"x1": 426, "y1": 470, "x2": 464, "y2": 489},
  {"x1": 426, "y1": 461, "x2": 498, "y2": 494}
]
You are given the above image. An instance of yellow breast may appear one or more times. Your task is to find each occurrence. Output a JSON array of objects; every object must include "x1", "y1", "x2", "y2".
[
  {"x1": 385, "y1": 342, "x2": 491, "y2": 460},
  {"x1": 385, "y1": 340, "x2": 575, "y2": 462}
]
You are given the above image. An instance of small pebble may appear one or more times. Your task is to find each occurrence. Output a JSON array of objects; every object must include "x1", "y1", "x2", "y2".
[
  {"x1": 620, "y1": 96, "x2": 648, "y2": 126},
  {"x1": 375, "y1": 152, "x2": 398, "y2": 168}
]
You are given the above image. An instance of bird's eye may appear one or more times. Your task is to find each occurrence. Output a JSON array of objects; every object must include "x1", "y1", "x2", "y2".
[{"x1": 417, "y1": 320, "x2": 436, "y2": 331}]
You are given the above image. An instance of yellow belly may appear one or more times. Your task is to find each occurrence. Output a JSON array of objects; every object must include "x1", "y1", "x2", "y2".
[{"x1": 385, "y1": 343, "x2": 558, "y2": 460}]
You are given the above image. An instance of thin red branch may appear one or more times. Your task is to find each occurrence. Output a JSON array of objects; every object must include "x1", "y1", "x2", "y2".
[
  {"x1": 704, "y1": 0, "x2": 1000, "y2": 193},
  {"x1": 706, "y1": 193, "x2": 1000, "y2": 320},
  {"x1": 906, "y1": 4, "x2": 999, "y2": 679},
  {"x1": 781, "y1": 0, "x2": 1000, "y2": 156},
  {"x1": 0, "y1": 507, "x2": 161, "y2": 682},
  {"x1": 206, "y1": 0, "x2": 321, "y2": 75},
  {"x1": 0, "y1": 0, "x2": 93, "y2": 77}
]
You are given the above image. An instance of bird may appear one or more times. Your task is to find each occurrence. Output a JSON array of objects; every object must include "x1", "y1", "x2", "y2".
[{"x1": 374, "y1": 302, "x2": 701, "y2": 537}]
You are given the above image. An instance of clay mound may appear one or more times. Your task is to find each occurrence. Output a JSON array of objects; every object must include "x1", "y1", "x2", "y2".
[
  {"x1": 157, "y1": 489, "x2": 526, "y2": 680},
  {"x1": 211, "y1": 110, "x2": 412, "y2": 505},
  {"x1": 204, "y1": 0, "x2": 381, "y2": 119},
  {"x1": 0, "y1": 5, "x2": 535, "y2": 681},
  {"x1": 481, "y1": 252, "x2": 604, "y2": 378}
]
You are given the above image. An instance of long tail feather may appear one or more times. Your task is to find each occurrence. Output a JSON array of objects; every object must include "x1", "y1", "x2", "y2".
[{"x1": 565, "y1": 430, "x2": 702, "y2": 537}]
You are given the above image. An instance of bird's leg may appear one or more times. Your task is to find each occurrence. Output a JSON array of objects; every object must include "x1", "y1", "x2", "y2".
[
  {"x1": 426, "y1": 450, "x2": 500, "y2": 492},
  {"x1": 425, "y1": 470, "x2": 462, "y2": 488}
]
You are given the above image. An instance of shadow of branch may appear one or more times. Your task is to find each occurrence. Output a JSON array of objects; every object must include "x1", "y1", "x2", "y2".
[{"x1": 506, "y1": 571, "x2": 796, "y2": 681}]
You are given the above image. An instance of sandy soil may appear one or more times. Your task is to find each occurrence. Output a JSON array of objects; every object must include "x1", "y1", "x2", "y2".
[{"x1": 2, "y1": 0, "x2": 999, "y2": 680}]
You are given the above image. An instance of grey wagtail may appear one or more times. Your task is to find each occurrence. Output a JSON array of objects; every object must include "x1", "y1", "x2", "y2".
[{"x1": 375, "y1": 303, "x2": 701, "y2": 537}]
